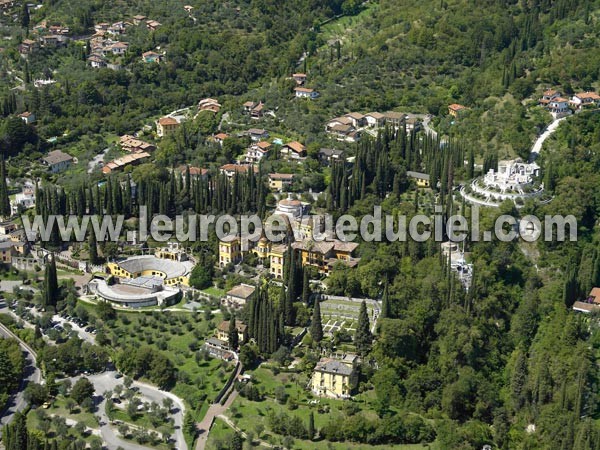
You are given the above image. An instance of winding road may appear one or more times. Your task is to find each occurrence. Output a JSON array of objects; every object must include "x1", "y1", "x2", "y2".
[
  {"x1": 0, "y1": 312, "x2": 43, "y2": 430},
  {"x1": 530, "y1": 116, "x2": 567, "y2": 158}
]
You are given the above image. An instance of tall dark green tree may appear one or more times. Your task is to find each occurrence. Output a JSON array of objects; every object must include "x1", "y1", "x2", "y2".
[
  {"x1": 354, "y1": 301, "x2": 373, "y2": 356},
  {"x1": 228, "y1": 314, "x2": 239, "y2": 350},
  {"x1": 310, "y1": 299, "x2": 323, "y2": 343},
  {"x1": 380, "y1": 280, "x2": 391, "y2": 319},
  {"x1": 43, "y1": 255, "x2": 59, "y2": 309},
  {"x1": 20, "y1": 2, "x2": 30, "y2": 29},
  {"x1": 0, "y1": 154, "x2": 10, "y2": 218},
  {"x1": 88, "y1": 227, "x2": 98, "y2": 265},
  {"x1": 308, "y1": 411, "x2": 315, "y2": 440},
  {"x1": 302, "y1": 268, "x2": 311, "y2": 304}
]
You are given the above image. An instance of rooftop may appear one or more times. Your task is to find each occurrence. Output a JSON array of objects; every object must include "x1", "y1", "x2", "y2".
[
  {"x1": 314, "y1": 358, "x2": 354, "y2": 376},
  {"x1": 226, "y1": 284, "x2": 256, "y2": 299},
  {"x1": 43, "y1": 150, "x2": 73, "y2": 165}
]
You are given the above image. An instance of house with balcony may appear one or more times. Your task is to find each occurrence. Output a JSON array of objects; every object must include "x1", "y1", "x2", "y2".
[
  {"x1": 310, "y1": 357, "x2": 356, "y2": 399},
  {"x1": 570, "y1": 91, "x2": 600, "y2": 110}
]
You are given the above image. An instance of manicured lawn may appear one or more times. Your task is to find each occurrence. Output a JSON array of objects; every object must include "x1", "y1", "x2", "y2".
[
  {"x1": 49, "y1": 396, "x2": 99, "y2": 428},
  {"x1": 211, "y1": 411, "x2": 433, "y2": 450},
  {"x1": 89, "y1": 304, "x2": 230, "y2": 418},
  {"x1": 202, "y1": 286, "x2": 225, "y2": 297},
  {"x1": 223, "y1": 367, "x2": 435, "y2": 449}
]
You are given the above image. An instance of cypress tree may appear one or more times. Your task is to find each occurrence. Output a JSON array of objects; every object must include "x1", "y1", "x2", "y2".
[
  {"x1": 308, "y1": 411, "x2": 315, "y2": 440},
  {"x1": 88, "y1": 227, "x2": 98, "y2": 265},
  {"x1": 0, "y1": 154, "x2": 11, "y2": 218},
  {"x1": 228, "y1": 313, "x2": 239, "y2": 350},
  {"x1": 310, "y1": 299, "x2": 323, "y2": 343},
  {"x1": 380, "y1": 280, "x2": 391, "y2": 319},
  {"x1": 354, "y1": 301, "x2": 373, "y2": 356},
  {"x1": 302, "y1": 268, "x2": 311, "y2": 304},
  {"x1": 43, "y1": 255, "x2": 59, "y2": 309}
]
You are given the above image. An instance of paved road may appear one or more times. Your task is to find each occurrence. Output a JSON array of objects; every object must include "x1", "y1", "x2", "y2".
[
  {"x1": 69, "y1": 372, "x2": 187, "y2": 450},
  {"x1": 195, "y1": 363, "x2": 242, "y2": 450},
  {"x1": 530, "y1": 116, "x2": 567, "y2": 158},
  {"x1": 0, "y1": 313, "x2": 43, "y2": 429}
]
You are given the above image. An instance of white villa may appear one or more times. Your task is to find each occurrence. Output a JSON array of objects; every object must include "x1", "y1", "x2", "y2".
[{"x1": 461, "y1": 159, "x2": 550, "y2": 208}]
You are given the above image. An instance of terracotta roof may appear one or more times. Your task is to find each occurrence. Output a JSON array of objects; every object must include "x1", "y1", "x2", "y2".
[
  {"x1": 588, "y1": 287, "x2": 600, "y2": 304},
  {"x1": 214, "y1": 133, "x2": 228, "y2": 140},
  {"x1": 543, "y1": 89, "x2": 558, "y2": 96},
  {"x1": 178, "y1": 165, "x2": 208, "y2": 177},
  {"x1": 292, "y1": 240, "x2": 335, "y2": 255},
  {"x1": 283, "y1": 141, "x2": 305, "y2": 154},
  {"x1": 574, "y1": 91, "x2": 600, "y2": 100},
  {"x1": 220, "y1": 164, "x2": 257, "y2": 174},
  {"x1": 552, "y1": 97, "x2": 569, "y2": 103},
  {"x1": 330, "y1": 124, "x2": 354, "y2": 133},
  {"x1": 226, "y1": 284, "x2": 255, "y2": 299},
  {"x1": 333, "y1": 241, "x2": 359, "y2": 253},
  {"x1": 448, "y1": 103, "x2": 466, "y2": 111},
  {"x1": 256, "y1": 141, "x2": 272, "y2": 150},
  {"x1": 217, "y1": 320, "x2": 247, "y2": 333},
  {"x1": 365, "y1": 112, "x2": 384, "y2": 119},
  {"x1": 269, "y1": 173, "x2": 294, "y2": 180},
  {"x1": 158, "y1": 116, "x2": 178, "y2": 125},
  {"x1": 292, "y1": 73, "x2": 306, "y2": 77},
  {"x1": 345, "y1": 112, "x2": 364, "y2": 120},
  {"x1": 329, "y1": 116, "x2": 353, "y2": 125},
  {"x1": 384, "y1": 111, "x2": 405, "y2": 120},
  {"x1": 295, "y1": 87, "x2": 314, "y2": 93}
]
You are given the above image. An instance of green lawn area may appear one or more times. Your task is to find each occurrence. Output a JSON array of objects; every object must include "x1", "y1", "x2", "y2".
[
  {"x1": 201, "y1": 286, "x2": 225, "y2": 298},
  {"x1": 209, "y1": 412, "x2": 433, "y2": 450},
  {"x1": 108, "y1": 406, "x2": 174, "y2": 436},
  {"x1": 48, "y1": 396, "x2": 99, "y2": 428},
  {"x1": 27, "y1": 401, "x2": 102, "y2": 446},
  {"x1": 84, "y1": 302, "x2": 230, "y2": 421},
  {"x1": 223, "y1": 367, "x2": 435, "y2": 450}
]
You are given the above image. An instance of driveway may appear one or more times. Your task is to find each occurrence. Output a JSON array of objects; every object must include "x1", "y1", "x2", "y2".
[
  {"x1": 0, "y1": 315, "x2": 42, "y2": 430},
  {"x1": 70, "y1": 371, "x2": 187, "y2": 450},
  {"x1": 195, "y1": 363, "x2": 242, "y2": 450}
]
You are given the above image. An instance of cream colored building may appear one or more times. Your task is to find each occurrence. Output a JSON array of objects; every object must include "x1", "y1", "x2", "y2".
[{"x1": 311, "y1": 358, "x2": 356, "y2": 399}]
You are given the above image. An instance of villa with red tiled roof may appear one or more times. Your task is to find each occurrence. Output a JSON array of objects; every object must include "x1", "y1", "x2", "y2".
[
  {"x1": 281, "y1": 141, "x2": 306, "y2": 158},
  {"x1": 448, "y1": 103, "x2": 467, "y2": 117},
  {"x1": 156, "y1": 116, "x2": 180, "y2": 137}
]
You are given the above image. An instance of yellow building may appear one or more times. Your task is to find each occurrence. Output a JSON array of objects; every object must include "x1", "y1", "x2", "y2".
[
  {"x1": 219, "y1": 238, "x2": 242, "y2": 267},
  {"x1": 311, "y1": 358, "x2": 356, "y2": 399},
  {"x1": 106, "y1": 255, "x2": 191, "y2": 286},
  {"x1": 216, "y1": 320, "x2": 248, "y2": 345},
  {"x1": 268, "y1": 244, "x2": 286, "y2": 279},
  {"x1": 292, "y1": 239, "x2": 359, "y2": 276},
  {"x1": 268, "y1": 173, "x2": 295, "y2": 192},
  {"x1": 407, "y1": 171, "x2": 431, "y2": 188},
  {"x1": 0, "y1": 241, "x2": 17, "y2": 264},
  {"x1": 156, "y1": 116, "x2": 180, "y2": 137},
  {"x1": 251, "y1": 237, "x2": 270, "y2": 261}
]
